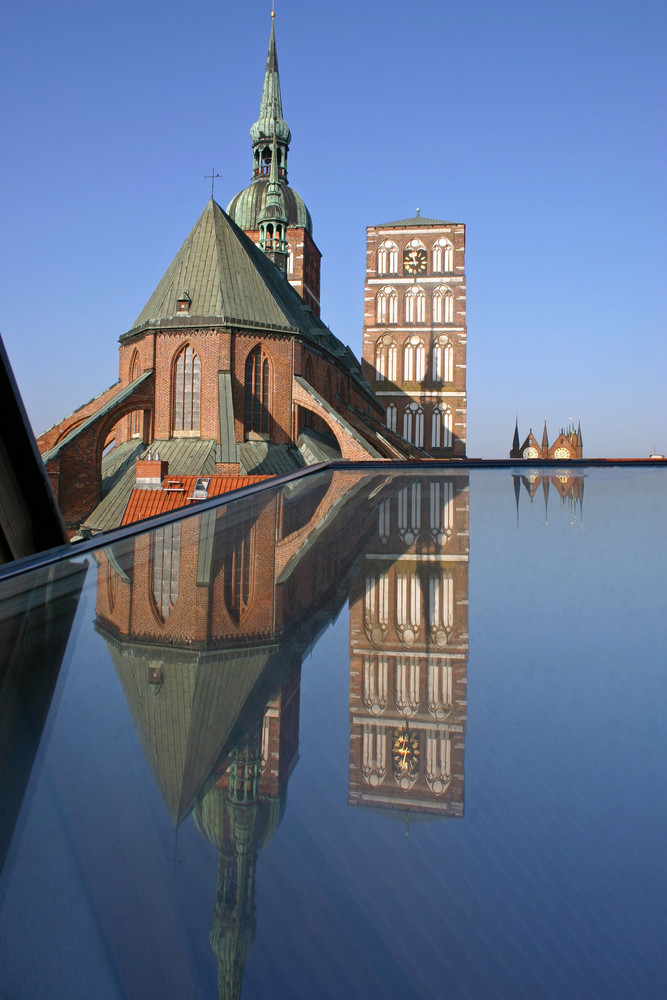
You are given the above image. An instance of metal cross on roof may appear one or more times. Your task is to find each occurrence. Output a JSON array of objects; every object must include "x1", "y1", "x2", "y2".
[{"x1": 204, "y1": 167, "x2": 222, "y2": 198}]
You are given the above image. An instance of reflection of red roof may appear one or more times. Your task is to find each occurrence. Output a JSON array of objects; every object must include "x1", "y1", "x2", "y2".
[{"x1": 121, "y1": 475, "x2": 273, "y2": 526}]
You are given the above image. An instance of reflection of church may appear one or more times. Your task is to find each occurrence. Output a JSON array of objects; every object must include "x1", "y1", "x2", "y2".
[
  {"x1": 348, "y1": 474, "x2": 469, "y2": 820},
  {"x1": 94, "y1": 468, "x2": 391, "y2": 997},
  {"x1": 513, "y1": 471, "x2": 584, "y2": 526}
]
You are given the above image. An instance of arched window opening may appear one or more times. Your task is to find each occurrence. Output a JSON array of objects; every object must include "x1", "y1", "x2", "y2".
[
  {"x1": 386, "y1": 402, "x2": 397, "y2": 433},
  {"x1": 362, "y1": 725, "x2": 387, "y2": 787},
  {"x1": 404, "y1": 286, "x2": 426, "y2": 324},
  {"x1": 150, "y1": 523, "x2": 180, "y2": 622},
  {"x1": 375, "y1": 335, "x2": 397, "y2": 383},
  {"x1": 305, "y1": 357, "x2": 315, "y2": 386},
  {"x1": 432, "y1": 406, "x2": 452, "y2": 450},
  {"x1": 429, "y1": 570, "x2": 454, "y2": 648},
  {"x1": 325, "y1": 368, "x2": 332, "y2": 400},
  {"x1": 403, "y1": 336, "x2": 425, "y2": 383},
  {"x1": 425, "y1": 735, "x2": 451, "y2": 794},
  {"x1": 286, "y1": 244, "x2": 294, "y2": 275},
  {"x1": 403, "y1": 402, "x2": 424, "y2": 447},
  {"x1": 129, "y1": 350, "x2": 142, "y2": 438},
  {"x1": 378, "y1": 498, "x2": 391, "y2": 543},
  {"x1": 225, "y1": 517, "x2": 254, "y2": 622},
  {"x1": 396, "y1": 655, "x2": 420, "y2": 717},
  {"x1": 244, "y1": 346, "x2": 271, "y2": 438},
  {"x1": 363, "y1": 655, "x2": 388, "y2": 716},
  {"x1": 376, "y1": 286, "x2": 397, "y2": 325},
  {"x1": 377, "y1": 240, "x2": 398, "y2": 275},
  {"x1": 432, "y1": 238, "x2": 453, "y2": 273},
  {"x1": 396, "y1": 570, "x2": 422, "y2": 647},
  {"x1": 364, "y1": 571, "x2": 389, "y2": 646},
  {"x1": 398, "y1": 482, "x2": 421, "y2": 545},
  {"x1": 432, "y1": 336, "x2": 453, "y2": 383},
  {"x1": 430, "y1": 480, "x2": 453, "y2": 544},
  {"x1": 433, "y1": 286, "x2": 454, "y2": 324},
  {"x1": 173, "y1": 346, "x2": 201, "y2": 434},
  {"x1": 427, "y1": 657, "x2": 453, "y2": 720}
]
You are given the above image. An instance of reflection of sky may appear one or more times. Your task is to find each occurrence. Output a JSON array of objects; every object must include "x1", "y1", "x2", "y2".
[{"x1": 1, "y1": 470, "x2": 666, "y2": 999}]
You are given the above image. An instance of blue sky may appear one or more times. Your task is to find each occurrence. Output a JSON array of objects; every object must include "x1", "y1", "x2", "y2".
[{"x1": 1, "y1": 0, "x2": 665, "y2": 457}]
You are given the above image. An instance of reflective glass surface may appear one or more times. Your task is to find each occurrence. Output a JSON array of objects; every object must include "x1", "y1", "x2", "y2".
[{"x1": 0, "y1": 467, "x2": 665, "y2": 999}]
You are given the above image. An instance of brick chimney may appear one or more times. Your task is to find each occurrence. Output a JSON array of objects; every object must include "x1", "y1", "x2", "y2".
[{"x1": 135, "y1": 453, "x2": 168, "y2": 489}]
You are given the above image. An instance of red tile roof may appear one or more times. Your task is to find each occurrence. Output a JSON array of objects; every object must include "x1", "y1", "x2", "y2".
[{"x1": 121, "y1": 474, "x2": 273, "y2": 526}]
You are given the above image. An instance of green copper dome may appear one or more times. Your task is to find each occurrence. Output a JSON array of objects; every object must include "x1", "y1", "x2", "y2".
[{"x1": 226, "y1": 179, "x2": 312, "y2": 235}]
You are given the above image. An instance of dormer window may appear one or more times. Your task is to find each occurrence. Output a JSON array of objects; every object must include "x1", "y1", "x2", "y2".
[{"x1": 176, "y1": 291, "x2": 191, "y2": 313}]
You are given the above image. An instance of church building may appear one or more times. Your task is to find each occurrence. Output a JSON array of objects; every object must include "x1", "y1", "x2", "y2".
[
  {"x1": 36, "y1": 14, "x2": 424, "y2": 533},
  {"x1": 510, "y1": 419, "x2": 583, "y2": 460}
]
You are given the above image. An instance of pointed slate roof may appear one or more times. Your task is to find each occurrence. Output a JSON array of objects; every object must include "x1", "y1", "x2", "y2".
[
  {"x1": 123, "y1": 199, "x2": 377, "y2": 405},
  {"x1": 126, "y1": 199, "x2": 304, "y2": 335},
  {"x1": 104, "y1": 637, "x2": 277, "y2": 826}
]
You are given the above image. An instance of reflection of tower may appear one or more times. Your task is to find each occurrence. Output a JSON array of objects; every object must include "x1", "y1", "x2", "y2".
[
  {"x1": 349, "y1": 474, "x2": 469, "y2": 820},
  {"x1": 94, "y1": 468, "x2": 388, "y2": 997}
]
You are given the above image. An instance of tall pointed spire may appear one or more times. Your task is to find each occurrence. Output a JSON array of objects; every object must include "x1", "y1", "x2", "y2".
[
  {"x1": 541, "y1": 419, "x2": 549, "y2": 456},
  {"x1": 250, "y1": 14, "x2": 291, "y2": 181}
]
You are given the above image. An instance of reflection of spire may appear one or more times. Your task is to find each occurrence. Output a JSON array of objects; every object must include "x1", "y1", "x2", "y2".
[
  {"x1": 542, "y1": 475, "x2": 550, "y2": 526},
  {"x1": 195, "y1": 730, "x2": 286, "y2": 1000},
  {"x1": 513, "y1": 474, "x2": 521, "y2": 527}
]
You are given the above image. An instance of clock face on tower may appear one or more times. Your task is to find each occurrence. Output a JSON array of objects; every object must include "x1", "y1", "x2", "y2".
[
  {"x1": 392, "y1": 727, "x2": 420, "y2": 777},
  {"x1": 403, "y1": 247, "x2": 427, "y2": 275}
]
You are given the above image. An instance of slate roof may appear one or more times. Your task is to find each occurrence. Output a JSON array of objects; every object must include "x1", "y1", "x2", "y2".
[
  {"x1": 103, "y1": 634, "x2": 277, "y2": 827},
  {"x1": 122, "y1": 199, "x2": 376, "y2": 407},
  {"x1": 375, "y1": 215, "x2": 455, "y2": 227},
  {"x1": 238, "y1": 440, "x2": 304, "y2": 475}
]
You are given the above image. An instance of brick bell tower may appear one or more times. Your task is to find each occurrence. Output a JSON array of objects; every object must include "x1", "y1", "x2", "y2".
[
  {"x1": 227, "y1": 12, "x2": 322, "y2": 315},
  {"x1": 361, "y1": 212, "x2": 467, "y2": 457}
]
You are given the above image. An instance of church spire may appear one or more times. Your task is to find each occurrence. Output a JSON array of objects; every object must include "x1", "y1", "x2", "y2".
[
  {"x1": 249, "y1": 14, "x2": 291, "y2": 183},
  {"x1": 258, "y1": 126, "x2": 289, "y2": 273}
]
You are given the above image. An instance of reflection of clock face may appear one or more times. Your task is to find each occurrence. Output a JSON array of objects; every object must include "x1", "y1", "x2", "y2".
[
  {"x1": 392, "y1": 727, "x2": 420, "y2": 776},
  {"x1": 403, "y1": 247, "x2": 427, "y2": 275}
]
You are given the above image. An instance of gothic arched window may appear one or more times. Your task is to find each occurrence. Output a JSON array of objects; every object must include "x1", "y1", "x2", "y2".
[
  {"x1": 405, "y1": 286, "x2": 426, "y2": 324},
  {"x1": 432, "y1": 405, "x2": 453, "y2": 449},
  {"x1": 286, "y1": 244, "x2": 294, "y2": 275},
  {"x1": 129, "y1": 350, "x2": 142, "y2": 438},
  {"x1": 377, "y1": 240, "x2": 398, "y2": 275},
  {"x1": 433, "y1": 286, "x2": 454, "y2": 324},
  {"x1": 403, "y1": 402, "x2": 424, "y2": 447},
  {"x1": 403, "y1": 336, "x2": 425, "y2": 382},
  {"x1": 224, "y1": 516, "x2": 254, "y2": 623},
  {"x1": 244, "y1": 346, "x2": 271, "y2": 437},
  {"x1": 432, "y1": 336, "x2": 453, "y2": 383},
  {"x1": 376, "y1": 286, "x2": 398, "y2": 324},
  {"x1": 375, "y1": 335, "x2": 397, "y2": 382},
  {"x1": 386, "y1": 402, "x2": 397, "y2": 432},
  {"x1": 173, "y1": 346, "x2": 201, "y2": 433},
  {"x1": 150, "y1": 523, "x2": 180, "y2": 622},
  {"x1": 432, "y1": 238, "x2": 453, "y2": 273}
]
